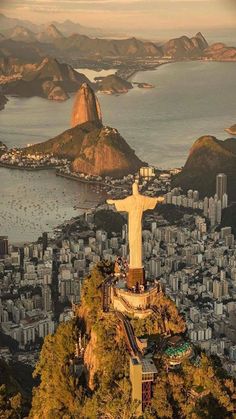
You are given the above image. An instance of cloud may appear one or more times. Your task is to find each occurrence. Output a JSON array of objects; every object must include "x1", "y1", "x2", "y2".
[{"x1": 1, "y1": 0, "x2": 234, "y2": 32}]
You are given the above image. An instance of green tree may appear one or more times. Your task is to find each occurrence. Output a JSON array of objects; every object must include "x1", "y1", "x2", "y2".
[{"x1": 30, "y1": 320, "x2": 85, "y2": 418}]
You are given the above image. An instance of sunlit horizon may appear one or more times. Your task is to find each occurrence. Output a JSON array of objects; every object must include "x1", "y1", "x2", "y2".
[{"x1": 1, "y1": 0, "x2": 236, "y2": 40}]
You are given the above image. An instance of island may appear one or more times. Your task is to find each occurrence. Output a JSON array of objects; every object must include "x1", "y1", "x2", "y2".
[
  {"x1": 225, "y1": 124, "x2": 236, "y2": 136},
  {"x1": 97, "y1": 74, "x2": 133, "y2": 94}
]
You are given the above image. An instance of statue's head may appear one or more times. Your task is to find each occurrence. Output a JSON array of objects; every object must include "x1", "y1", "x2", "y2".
[{"x1": 132, "y1": 181, "x2": 139, "y2": 195}]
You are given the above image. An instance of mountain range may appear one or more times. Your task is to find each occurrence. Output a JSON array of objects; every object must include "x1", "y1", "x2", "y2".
[
  {"x1": 1, "y1": 24, "x2": 236, "y2": 65},
  {"x1": 173, "y1": 135, "x2": 236, "y2": 200},
  {"x1": 0, "y1": 56, "x2": 91, "y2": 100},
  {"x1": 0, "y1": 13, "x2": 106, "y2": 37},
  {"x1": 1, "y1": 21, "x2": 235, "y2": 106}
]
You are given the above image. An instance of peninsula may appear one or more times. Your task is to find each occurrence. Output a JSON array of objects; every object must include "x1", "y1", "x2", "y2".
[{"x1": 23, "y1": 83, "x2": 144, "y2": 177}]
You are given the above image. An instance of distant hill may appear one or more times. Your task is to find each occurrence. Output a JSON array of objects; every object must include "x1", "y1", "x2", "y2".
[
  {"x1": 1, "y1": 57, "x2": 91, "y2": 100},
  {"x1": 0, "y1": 12, "x2": 39, "y2": 32},
  {"x1": 162, "y1": 32, "x2": 208, "y2": 59},
  {"x1": 226, "y1": 124, "x2": 236, "y2": 136},
  {"x1": 98, "y1": 74, "x2": 133, "y2": 94},
  {"x1": 2, "y1": 24, "x2": 65, "y2": 44},
  {"x1": 52, "y1": 34, "x2": 162, "y2": 58},
  {"x1": 204, "y1": 42, "x2": 236, "y2": 61},
  {"x1": 173, "y1": 135, "x2": 236, "y2": 200},
  {"x1": 2, "y1": 25, "x2": 37, "y2": 43},
  {"x1": 0, "y1": 13, "x2": 108, "y2": 38},
  {"x1": 36, "y1": 24, "x2": 64, "y2": 43},
  {"x1": 49, "y1": 19, "x2": 107, "y2": 37},
  {"x1": 1, "y1": 26, "x2": 236, "y2": 63},
  {"x1": 0, "y1": 39, "x2": 47, "y2": 61}
]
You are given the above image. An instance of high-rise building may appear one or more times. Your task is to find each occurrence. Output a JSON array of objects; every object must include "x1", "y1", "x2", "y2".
[
  {"x1": 193, "y1": 190, "x2": 199, "y2": 202},
  {"x1": 216, "y1": 173, "x2": 227, "y2": 202},
  {"x1": 203, "y1": 197, "x2": 209, "y2": 217},
  {"x1": 42, "y1": 232, "x2": 48, "y2": 253},
  {"x1": 208, "y1": 197, "x2": 216, "y2": 227},
  {"x1": 216, "y1": 200, "x2": 222, "y2": 224},
  {"x1": 0, "y1": 236, "x2": 8, "y2": 257},
  {"x1": 42, "y1": 285, "x2": 52, "y2": 312},
  {"x1": 222, "y1": 193, "x2": 228, "y2": 209}
]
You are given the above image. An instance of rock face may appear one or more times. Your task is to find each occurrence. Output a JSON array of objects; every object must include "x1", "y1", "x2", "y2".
[
  {"x1": 162, "y1": 32, "x2": 208, "y2": 59},
  {"x1": 97, "y1": 74, "x2": 133, "y2": 94},
  {"x1": 42, "y1": 80, "x2": 69, "y2": 101},
  {"x1": 71, "y1": 125, "x2": 143, "y2": 177},
  {"x1": 173, "y1": 135, "x2": 236, "y2": 200},
  {"x1": 25, "y1": 82, "x2": 143, "y2": 177},
  {"x1": 71, "y1": 83, "x2": 102, "y2": 127},
  {"x1": 26, "y1": 121, "x2": 144, "y2": 177},
  {"x1": 226, "y1": 124, "x2": 236, "y2": 136}
]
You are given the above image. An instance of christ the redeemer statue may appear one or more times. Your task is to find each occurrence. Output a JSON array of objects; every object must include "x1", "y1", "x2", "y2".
[{"x1": 107, "y1": 181, "x2": 164, "y2": 270}]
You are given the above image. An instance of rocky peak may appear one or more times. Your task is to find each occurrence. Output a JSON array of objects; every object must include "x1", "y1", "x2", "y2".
[
  {"x1": 36, "y1": 24, "x2": 64, "y2": 43},
  {"x1": 9, "y1": 25, "x2": 36, "y2": 42},
  {"x1": 71, "y1": 83, "x2": 102, "y2": 127},
  {"x1": 45, "y1": 24, "x2": 64, "y2": 39},
  {"x1": 195, "y1": 32, "x2": 208, "y2": 48},
  {"x1": 173, "y1": 135, "x2": 236, "y2": 199}
]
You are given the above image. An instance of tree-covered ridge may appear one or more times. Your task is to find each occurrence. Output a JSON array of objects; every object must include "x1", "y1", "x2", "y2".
[
  {"x1": 30, "y1": 263, "x2": 138, "y2": 418},
  {"x1": 0, "y1": 359, "x2": 26, "y2": 419},
  {"x1": 144, "y1": 355, "x2": 236, "y2": 419},
  {"x1": 30, "y1": 263, "x2": 236, "y2": 418},
  {"x1": 79, "y1": 263, "x2": 139, "y2": 417},
  {"x1": 30, "y1": 320, "x2": 85, "y2": 418}
]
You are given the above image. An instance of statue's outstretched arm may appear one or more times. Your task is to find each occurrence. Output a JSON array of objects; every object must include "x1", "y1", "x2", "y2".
[
  {"x1": 107, "y1": 196, "x2": 129, "y2": 212},
  {"x1": 143, "y1": 195, "x2": 164, "y2": 211},
  {"x1": 107, "y1": 199, "x2": 115, "y2": 205}
]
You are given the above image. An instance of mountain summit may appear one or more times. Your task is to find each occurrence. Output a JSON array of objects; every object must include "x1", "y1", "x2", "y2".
[
  {"x1": 71, "y1": 83, "x2": 102, "y2": 127},
  {"x1": 36, "y1": 24, "x2": 64, "y2": 43},
  {"x1": 173, "y1": 135, "x2": 236, "y2": 199},
  {"x1": 25, "y1": 85, "x2": 143, "y2": 177}
]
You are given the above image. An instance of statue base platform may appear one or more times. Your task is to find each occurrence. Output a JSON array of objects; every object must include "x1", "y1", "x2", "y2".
[
  {"x1": 111, "y1": 283, "x2": 161, "y2": 319},
  {"x1": 127, "y1": 267, "x2": 145, "y2": 290}
]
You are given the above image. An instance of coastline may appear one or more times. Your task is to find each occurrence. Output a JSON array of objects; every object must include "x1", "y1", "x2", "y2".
[
  {"x1": 0, "y1": 162, "x2": 126, "y2": 190},
  {"x1": 0, "y1": 162, "x2": 57, "y2": 171},
  {"x1": 116, "y1": 58, "x2": 236, "y2": 83},
  {"x1": 56, "y1": 171, "x2": 125, "y2": 190},
  {"x1": 116, "y1": 60, "x2": 174, "y2": 82}
]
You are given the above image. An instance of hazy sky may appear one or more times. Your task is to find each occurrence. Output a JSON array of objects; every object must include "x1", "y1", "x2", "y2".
[{"x1": 1, "y1": 0, "x2": 236, "y2": 36}]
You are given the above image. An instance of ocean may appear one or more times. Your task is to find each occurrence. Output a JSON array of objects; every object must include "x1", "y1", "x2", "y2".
[{"x1": 0, "y1": 61, "x2": 236, "y2": 241}]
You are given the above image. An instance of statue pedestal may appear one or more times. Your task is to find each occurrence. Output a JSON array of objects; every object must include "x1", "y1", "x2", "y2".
[{"x1": 128, "y1": 267, "x2": 146, "y2": 290}]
